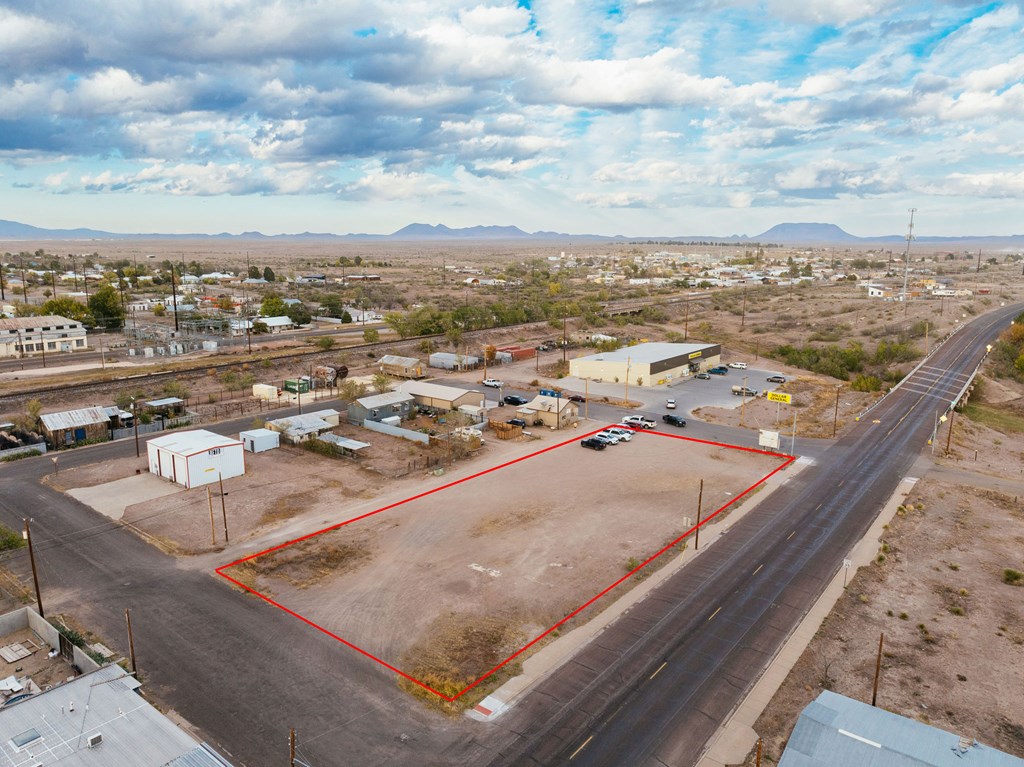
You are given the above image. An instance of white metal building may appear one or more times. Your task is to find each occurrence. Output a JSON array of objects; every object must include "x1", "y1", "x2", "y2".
[
  {"x1": 569, "y1": 342, "x2": 721, "y2": 385},
  {"x1": 147, "y1": 429, "x2": 245, "y2": 489},
  {"x1": 239, "y1": 428, "x2": 280, "y2": 453},
  {"x1": 0, "y1": 315, "x2": 88, "y2": 358}
]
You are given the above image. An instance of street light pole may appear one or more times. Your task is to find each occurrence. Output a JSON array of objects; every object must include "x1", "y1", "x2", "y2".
[{"x1": 832, "y1": 385, "x2": 841, "y2": 438}]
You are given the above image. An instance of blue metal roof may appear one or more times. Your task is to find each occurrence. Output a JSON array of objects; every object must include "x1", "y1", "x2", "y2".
[{"x1": 779, "y1": 691, "x2": 1024, "y2": 767}]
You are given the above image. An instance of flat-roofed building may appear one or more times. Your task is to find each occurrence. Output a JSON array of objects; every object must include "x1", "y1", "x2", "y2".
[{"x1": 569, "y1": 342, "x2": 721, "y2": 385}]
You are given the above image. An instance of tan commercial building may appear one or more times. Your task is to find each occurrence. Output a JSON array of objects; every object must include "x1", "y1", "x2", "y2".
[
  {"x1": 0, "y1": 315, "x2": 88, "y2": 358},
  {"x1": 569, "y1": 342, "x2": 721, "y2": 385},
  {"x1": 397, "y1": 381, "x2": 485, "y2": 412}
]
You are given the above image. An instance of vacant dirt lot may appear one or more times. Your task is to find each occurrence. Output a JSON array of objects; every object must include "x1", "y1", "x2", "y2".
[
  {"x1": 224, "y1": 430, "x2": 787, "y2": 708},
  {"x1": 734, "y1": 379, "x2": 1024, "y2": 765}
]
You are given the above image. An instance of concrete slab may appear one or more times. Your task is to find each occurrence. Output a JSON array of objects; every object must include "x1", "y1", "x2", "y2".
[{"x1": 68, "y1": 472, "x2": 183, "y2": 520}]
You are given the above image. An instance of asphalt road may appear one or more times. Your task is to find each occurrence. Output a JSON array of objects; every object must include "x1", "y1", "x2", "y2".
[
  {"x1": 452, "y1": 305, "x2": 1021, "y2": 767},
  {"x1": 0, "y1": 306, "x2": 1015, "y2": 767}
]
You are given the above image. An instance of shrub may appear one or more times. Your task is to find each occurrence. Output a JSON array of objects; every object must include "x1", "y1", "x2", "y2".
[
  {"x1": 0, "y1": 524, "x2": 25, "y2": 551},
  {"x1": 851, "y1": 374, "x2": 883, "y2": 392},
  {"x1": 1004, "y1": 568, "x2": 1023, "y2": 586}
]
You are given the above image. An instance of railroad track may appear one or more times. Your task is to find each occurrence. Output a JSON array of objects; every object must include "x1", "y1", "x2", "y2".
[{"x1": 0, "y1": 291, "x2": 715, "y2": 407}]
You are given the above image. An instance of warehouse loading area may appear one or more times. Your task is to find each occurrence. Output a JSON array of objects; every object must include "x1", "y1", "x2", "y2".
[{"x1": 219, "y1": 430, "x2": 791, "y2": 707}]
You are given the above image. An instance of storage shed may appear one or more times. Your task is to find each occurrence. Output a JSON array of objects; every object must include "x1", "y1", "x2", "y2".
[
  {"x1": 239, "y1": 428, "x2": 280, "y2": 453},
  {"x1": 39, "y1": 406, "x2": 112, "y2": 448},
  {"x1": 147, "y1": 429, "x2": 244, "y2": 489},
  {"x1": 379, "y1": 355, "x2": 425, "y2": 379},
  {"x1": 429, "y1": 352, "x2": 481, "y2": 370}
]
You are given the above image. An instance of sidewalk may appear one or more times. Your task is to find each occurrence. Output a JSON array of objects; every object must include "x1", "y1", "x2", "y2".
[
  {"x1": 467, "y1": 454, "x2": 814, "y2": 722},
  {"x1": 695, "y1": 474, "x2": 919, "y2": 767}
]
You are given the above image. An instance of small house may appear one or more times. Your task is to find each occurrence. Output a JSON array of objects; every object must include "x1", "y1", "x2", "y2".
[
  {"x1": 347, "y1": 391, "x2": 415, "y2": 425},
  {"x1": 147, "y1": 429, "x2": 245, "y2": 489},
  {"x1": 39, "y1": 406, "x2": 111, "y2": 448},
  {"x1": 264, "y1": 409, "x2": 341, "y2": 443},
  {"x1": 379, "y1": 355, "x2": 425, "y2": 379},
  {"x1": 398, "y1": 381, "x2": 485, "y2": 412},
  {"x1": 239, "y1": 428, "x2": 280, "y2": 453},
  {"x1": 522, "y1": 395, "x2": 578, "y2": 429}
]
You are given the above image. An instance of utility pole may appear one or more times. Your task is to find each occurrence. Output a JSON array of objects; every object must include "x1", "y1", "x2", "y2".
[
  {"x1": 683, "y1": 295, "x2": 690, "y2": 341},
  {"x1": 740, "y1": 285, "x2": 747, "y2": 329},
  {"x1": 694, "y1": 479, "x2": 703, "y2": 549},
  {"x1": 23, "y1": 519, "x2": 43, "y2": 617},
  {"x1": 218, "y1": 473, "x2": 229, "y2": 543},
  {"x1": 132, "y1": 399, "x2": 140, "y2": 457},
  {"x1": 832, "y1": 385, "x2": 841, "y2": 438},
  {"x1": 976, "y1": 248, "x2": 982, "y2": 273},
  {"x1": 871, "y1": 632, "x2": 884, "y2": 706},
  {"x1": 125, "y1": 607, "x2": 137, "y2": 674},
  {"x1": 624, "y1": 356, "x2": 631, "y2": 406},
  {"x1": 945, "y1": 407, "x2": 956, "y2": 454},
  {"x1": 901, "y1": 208, "x2": 916, "y2": 316},
  {"x1": 289, "y1": 729, "x2": 297, "y2": 767},
  {"x1": 170, "y1": 263, "x2": 180, "y2": 333}
]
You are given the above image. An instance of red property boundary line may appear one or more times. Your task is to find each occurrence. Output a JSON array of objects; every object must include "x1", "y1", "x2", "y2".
[{"x1": 216, "y1": 427, "x2": 795, "y2": 702}]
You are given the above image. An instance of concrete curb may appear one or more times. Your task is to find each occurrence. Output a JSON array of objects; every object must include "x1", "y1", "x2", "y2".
[
  {"x1": 467, "y1": 454, "x2": 815, "y2": 722},
  {"x1": 695, "y1": 474, "x2": 919, "y2": 767}
]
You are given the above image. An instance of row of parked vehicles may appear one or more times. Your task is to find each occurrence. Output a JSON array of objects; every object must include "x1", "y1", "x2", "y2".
[{"x1": 581, "y1": 413, "x2": 687, "y2": 450}]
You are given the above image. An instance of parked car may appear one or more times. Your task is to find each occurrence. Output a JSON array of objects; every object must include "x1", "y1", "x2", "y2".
[
  {"x1": 536, "y1": 344, "x2": 552, "y2": 351},
  {"x1": 507, "y1": 418, "x2": 527, "y2": 427},
  {"x1": 662, "y1": 414, "x2": 687, "y2": 427},
  {"x1": 666, "y1": 398, "x2": 676, "y2": 409},
  {"x1": 731, "y1": 385, "x2": 759, "y2": 397},
  {"x1": 482, "y1": 378, "x2": 504, "y2": 388},
  {"x1": 766, "y1": 374, "x2": 786, "y2": 383},
  {"x1": 604, "y1": 427, "x2": 633, "y2": 441},
  {"x1": 595, "y1": 430, "x2": 621, "y2": 444},
  {"x1": 695, "y1": 372, "x2": 711, "y2": 380},
  {"x1": 566, "y1": 394, "x2": 587, "y2": 403},
  {"x1": 503, "y1": 394, "x2": 528, "y2": 406},
  {"x1": 581, "y1": 437, "x2": 607, "y2": 450},
  {"x1": 708, "y1": 366, "x2": 729, "y2": 375},
  {"x1": 728, "y1": 361, "x2": 748, "y2": 369},
  {"x1": 621, "y1": 415, "x2": 656, "y2": 429}
]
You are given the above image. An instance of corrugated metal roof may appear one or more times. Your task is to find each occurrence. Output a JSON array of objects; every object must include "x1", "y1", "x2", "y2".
[
  {"x1": 165, "y1": 743, "x2": 234, "y2": 766},
  {"x1": 319, "y1": 434, "x2": 371, "y2": 451},
  {"x1": 779, "y1": 691, "x2": 1024, "y2": 767},
  {"x1": 398, "y1": 381, "x2": 484, "y2": 402},
  {"x1": 145, "y1": 397, "x2": 184, "y2": 408},
  {"x1": 379, "y1": 355, "x2": 421, "y2": 367},
  {"x1": 0, "y1": 665, "x2": 232, "y2": 766},
  {"x1": 39, "y1": 406, "x2": 110, "y2": 431},
  {"x1": 147, "y1": 429, "x2": 242, "y2": 455},
  {"x1": 354, "y1": 391, "x2": 414, "y2": 409},
  {"x1": 0, "y1": 315, "x2": 83, "y2": 331}
]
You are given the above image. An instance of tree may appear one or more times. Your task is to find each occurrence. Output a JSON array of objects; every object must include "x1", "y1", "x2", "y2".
[
  {"x1": 363, "y1": 328, "x2": 380, "y2": 343},
  {"x1": 320, "y1": 294, "x2": 346, "y2": 318},
  {"x1": 248, "y1": 265, "x2": 260, "y2": 279},
  {"x1": 285, "y1": 302, "x2": 312, "y2": 326},
  {"x1": 383, "y1": 312, "x2": 413, "y2": 339},
  {"x1": 252, "y1": 320, "x2": 270, "y2": 335},
  {"x1": 338, "y1": 378, "x2": 368, "y2": 402},
  {"x1": 372, "y1": 371, "x2": 393, "y2": 393},
  {"x1": 261, "y1": 293, "x2": 287, "y2": 317},
  {"x1": 163, "y1": 380, "x2": 191, "y2": 399},
  {"x1": 153, "y1": 303, "x2": 166, "y2": 317},
  {"x1": 88, "y1": 284, "x2": 125, "y2": 329},
  {"x1": 216, "y1": 295, "x2": 234, "y2": 312},
  {"x1": 263, "y1": 266, "x2": 275, "y2": 282},
  {"x1": 341, "y1": 310, "x2": 353, "y2": 324},
  {"x1": 314, "y1": 336, "x2": 336, "y2": 351},
  {"x1": 14, "y1": 398, "x2": 43, "y2": 432},
  {"x1": 40, "y1": 296, "x2": 95, "y2": 327}
]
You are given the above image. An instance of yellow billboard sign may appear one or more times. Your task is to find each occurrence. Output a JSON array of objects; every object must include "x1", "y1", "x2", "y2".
[
  {"x1": 766, "y1": 391, "x2": 792, "y2": 404},
  {"x1": 688, "y1": 350, "x2": 702, "y2": 359}
]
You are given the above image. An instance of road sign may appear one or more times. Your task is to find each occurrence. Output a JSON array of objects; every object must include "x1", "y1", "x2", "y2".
[
  {"x1": 843, "y1": 559, "x2": 852, "y2": 569},
  {"x1": 758, "y1": 430, "x2": 780, "y2": 449},
  {"x1": 766, "y1": 391, "x2": 792, "y2": 404}
]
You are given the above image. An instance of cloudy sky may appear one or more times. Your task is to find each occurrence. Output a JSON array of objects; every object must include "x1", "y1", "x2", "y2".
[{"x1": 1, "y1": 1, "x2": 1022, "y2": 237}]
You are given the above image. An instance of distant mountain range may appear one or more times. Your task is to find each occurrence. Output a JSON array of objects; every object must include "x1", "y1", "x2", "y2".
[{"x1": 1, "y1": 218, "x2": 1021, "y2": 247}]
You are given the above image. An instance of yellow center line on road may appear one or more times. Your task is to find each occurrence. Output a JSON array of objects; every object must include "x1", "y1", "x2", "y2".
[
  {"x1": 815, "y1": 503, "x2": 823, "y2": 511},
  {"x1": 649, "y1": 662, "x2": 668, "y2": 680},
  {"x1": 787, "y1": 530, "x2": 796, "y2": 540},
  {"x1": 753, "y1": 564, "x2": 764, "y2": 576},
  {"x1": 707, "y1": 606, "x2": 722, "y2": 622},
  {"x1": 570, "y1": 735, "x2": 594, "y2": 760}
]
